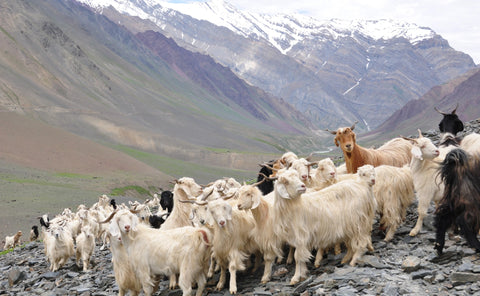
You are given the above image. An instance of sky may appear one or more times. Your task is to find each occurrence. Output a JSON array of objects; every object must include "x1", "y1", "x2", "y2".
[{"x1": 169, "y1": 0, "x2": 480, "y2": 65}]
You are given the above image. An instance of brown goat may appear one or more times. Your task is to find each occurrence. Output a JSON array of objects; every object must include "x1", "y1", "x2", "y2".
[{"x1": 327, "y1": 122, "x2": 412, "y2": 173}]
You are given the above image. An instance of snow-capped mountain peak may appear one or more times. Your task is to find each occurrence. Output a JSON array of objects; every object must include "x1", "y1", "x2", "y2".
[{"x1": 77, "y1": 0, "x2": 436, "y2": 54}]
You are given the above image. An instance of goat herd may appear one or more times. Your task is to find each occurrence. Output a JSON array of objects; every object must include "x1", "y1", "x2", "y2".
[{"x1": 3, "y1": 106, "x2": 480, "y2": 296}]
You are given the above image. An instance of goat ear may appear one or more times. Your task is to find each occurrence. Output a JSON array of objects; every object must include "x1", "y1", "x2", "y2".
[
  {"x1": 109, "y1": 221, "x2": 120, "y2": 238},
  {"x1": 334, "y1": 137, "x2": 339, "y2": 147},
  {"x1": 131, "y1": 215, "x2": 139, "y2": 232},
  {"x1": 411, "y1": 146, "x2": 423, "y2": 160},
  {"x1": 225, "y1": 205, "x2": 233, "y2": 221},
  {"x1": 251, "y1": 193, "x2": 261, "y2": 209},
  {"x1": 276, "y1": 183, "x2": 291, "y2": 199}
]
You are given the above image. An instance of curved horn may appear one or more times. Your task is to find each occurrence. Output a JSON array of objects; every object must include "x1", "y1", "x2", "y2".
[
  {"x1": 259, "y1": 163, "x2": 277, "y2": 171},
  {"x1": 222, "y1": 192, "x2": 236, "y2": 201},
  {"x1": 251, "y1": 177, "x2": 267, "y2": 187},
  {"x1": 130, "y1": 209, "x2": 142, "y2": 214},
  {"x1": 259, "y1": 172, "x2": 278, "y2": 181},
  {"x1": 179, "y1": 199, "x2": 208, "y2": 206},
  {"x1": 417, "y1": 129, "x2": 423, "y2": 138},
  {"x1": 452, "y1": 103, "x2": 459, "y2": 114},
  {"x1": 99, "y1": 210, "x2": 117, "y2": 224},
  {"x1": 434, "y1": 106, "x2": 448, "y2": 116},
  {"x1": 306, "y1": 161, "x2": 317, "y2": 168},
  {"x1": 350, "y1": 121, "x2": 359, "y2": 130},
  {"x1": 198, "y1": 188, "x2": 214, "y2": 201},
  {"x1": 325, "y1": 128, "x2": 337, "y2": 135},
  {"x1": 169, "y1": 179, "x2": 179, "y2": 185}
]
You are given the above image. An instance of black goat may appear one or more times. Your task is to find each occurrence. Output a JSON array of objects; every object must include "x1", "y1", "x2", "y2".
[
  {"x1": 435, "y1": 104, "x2": 464, "y2": 136},
  {"x1": 30, "y1": 225, "x2": 39, "y2": 242},
  {"x1": 434, "y1": 148, "x2": 480, "y2": 255},
  {"x1": 110, "y1": 198, "x2": 117, "y2": 210},
  {"x1": 160, "y1": 190, "x2": 174, "y2": 213},
  {"x1": 257, "y1": 160, "x2": 276, "y2": 195},
  {"x1": 148, "y1": 213, "x2": 170, "y2": 229}
]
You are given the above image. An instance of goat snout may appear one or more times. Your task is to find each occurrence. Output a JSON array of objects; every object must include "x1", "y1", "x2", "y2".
[
  {"x1": 219, "y1": 220, "x2": 226, "y2": 227},
  {"x1": 124, "y1": 225, "x2": 131, "y2": 232}
]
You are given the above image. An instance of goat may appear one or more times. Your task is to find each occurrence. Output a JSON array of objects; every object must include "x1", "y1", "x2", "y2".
[
  {"x1": 43, "y1": 226, "x2": 74, "y2": 271},
  {"x1": 75, "y1": 225, "x2": 95, "y2": 272},
  {"x1": 204, "y1": 198, "x2": 259, "y2": 294},
  {"x1": 402, "y1": 130, "x2": 447, "y2": 236},
  {"x1": 30, "y1": 226, "x2": 39, "y2": 242},
  {"x1": 161, "y1": 177, "x2": 203, "y2": 230},
  {"x1": 460, "y1": 132, "x2": 480, "y2": 157},
  {"x1": 270, "y1": 165, "x2": 376, "y2": 285},
  {"x1": 373, "y1": 165, "x2": 415, "y2": 241},
  {"x1": 257, "y1": 160, "x2": 276, "y2": 195},
  {"x1": 160, "y1": 190, "x2": 174, "y2": 213},
  {"x1": 108, "y1": 231, "x2": 142, "y2": 296},
  {"x1": 105, "y1": 209, "x2": 213, "y2": 296},
  {"x1": 236, "y1": 181, "x2": 284, "y2": 283},
  {"x1": 327, "y1": 122, "x2": 412, "y2": 173},
  {"x1": 3, "y1": 231, "x2": 22, "y2": 250},
  {"x1": 435, "y1": 104, "x2": 464, "y2": 136},
  {"x1": 434, "y1": 148, "x2": 480, "y2": 255}
]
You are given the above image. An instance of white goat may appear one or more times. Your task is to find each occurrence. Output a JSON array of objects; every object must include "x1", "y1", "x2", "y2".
[
  {"x1": 461, "y1": 132, "x2": 480, "y2": 157},
  {"x1": 236, "y1": 183, "x2": 284, "y2": 283},
  {"x1": 75, "y1": 225, "x2": 95, "y2": 272},
  {"x1": 199, "y1": 198, "x2": 259, "y2": 294},
  {"x1": 108, "y1": 232, "x2": 142, "y2": 296},
  {"x1": 272, "y1": 165, "x2": 377, "y2": 285},
  {"x1": 107, "y1": 209, "x2": 213, "y2": 296},
  {"x1": 161, "y1": 177, "x2": 203, "y2": 230},
  {"x1": 373, "y1": 165, "x2": 415, "y2": 241},
  {"x1": 43, "y1": 226, "x2": 74, "y2": 271},
  {"x1": 403, "y1": 130, "x2": 447, "y2": 236},
  {"x1": 3, "y1": 231, "x2": 22, "y2": 250}
]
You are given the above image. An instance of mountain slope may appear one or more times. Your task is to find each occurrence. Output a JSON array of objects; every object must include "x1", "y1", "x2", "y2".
[
  {"x1": 86, "y1": 0, "x2": 477, "y2": 132},
  {"x1": 366, "y1": 67, "x2": 480, "y2": 140},
  {"x1": 0, "y1": 0, "x2": 323, "y2": 174}
]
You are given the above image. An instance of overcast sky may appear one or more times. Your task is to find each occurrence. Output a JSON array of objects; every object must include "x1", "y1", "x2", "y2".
[{"x1": 170, "y1": 0, "x2": 480, "y2": 64}]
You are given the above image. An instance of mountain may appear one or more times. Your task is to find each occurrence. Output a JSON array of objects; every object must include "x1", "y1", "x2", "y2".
[
  {"x1": 0, "y1": 0, "x2": 323, "y2": 180},
  {"x1": 81, "y1": 0, "x2": 477, "y2": 132},
  {"x1": 367, "y1": 67, "x2": 480, "y2": 140}
]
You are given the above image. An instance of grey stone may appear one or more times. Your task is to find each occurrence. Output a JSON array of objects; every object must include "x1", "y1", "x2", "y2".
[
  {"x1": 401, "y1": 256, "x2": 421, "y2": 272},
  {"x1": 450, "y1": 272, "x2": 480, "y2": 284},
  {"x1": 8, "y1": 268, "x2": 26, "y2": 287}
]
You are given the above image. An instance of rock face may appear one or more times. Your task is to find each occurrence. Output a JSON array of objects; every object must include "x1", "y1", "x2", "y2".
[
  {"x1": 1, "y1": 120, "x2": 480, "y2": 295},
  {"x1": 94, "y1": 0, "x2": 477, "y2": 131}
]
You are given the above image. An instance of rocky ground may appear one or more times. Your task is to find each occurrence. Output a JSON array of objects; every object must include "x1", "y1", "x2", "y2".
[{"x1": 1, "y1": 119, "x2": 480, "y2": 296}]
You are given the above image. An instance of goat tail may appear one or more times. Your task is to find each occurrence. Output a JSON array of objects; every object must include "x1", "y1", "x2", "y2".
[{"x1": 196, "y1": 227, "x2": 213, "y2": 247}]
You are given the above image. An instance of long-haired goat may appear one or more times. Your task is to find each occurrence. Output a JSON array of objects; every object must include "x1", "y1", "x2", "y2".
[
  {"x1": 326, "y1": 122, "x2": 412, "y2": 173},
  {"x1": 236, "y1": 181, "x2": 284, "y2": 283},
  {"x1": 105, "y1": 209, "x2": 213, "y2": 296},
  {"x1": 3, "y1": 231, "x2": 22, "y2": 250},
  {"x1": 43, "y1": 226, "x2": 74, "y2": 271},
  {"x1": 75, "y1": 225, "x2": 96, "y2": 272},
  {"x1": 271, "y1": 165, "x2": 377, "y2": 285},
  {"x1": 161, "y1": 177, "x2": 203, "y2": 230},
  {"x1": 403, "y1": 130, "x2": 455, "y2": 236},
  {"x1": 434, "y1": 149, "x2": 480, "y2": 255}
]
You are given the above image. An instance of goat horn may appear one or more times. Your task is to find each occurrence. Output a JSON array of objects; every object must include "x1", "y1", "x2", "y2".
[
  {"x1": 259, "y1": 172, "x2": 278, "y2": 181},
  {"x1": 130, "y1": 209, "x2": 142, "y2": 214},
  {"x1": 250, "y1": 177, "x2": 267, "y2": 187},
  {"x1": 222, "y1": 192, "x2": 236, "y2": 201},
  {"x1": 452, "y1": 103, "x2": 459, "y2": 114},
  {"x1": 99, "y1": 210, "x2": 117, "y2": 224},
  {"x1": 307, "y1": 161, "x2": 317, "y2": 167},
  {"x1": 179, "y1": 199, "x2": 208, "y2": 206},
  {"x1": 350, "y1": 121, "x2": 359, "y2": 130},
  {"x1": 198, "y1": 188, "x2": 214, "y2": 201},
  {"x1": 259, "y1": 163, "x2": 277, "y2": 171},
  {"x1": 325, "y1": 128, "x2": 337, "y2": 135},
  {"x1": 434, "y1": 106, "x2": 448, "y2": 116}
]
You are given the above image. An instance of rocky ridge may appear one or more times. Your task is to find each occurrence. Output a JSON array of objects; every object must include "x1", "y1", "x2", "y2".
[{"x1": 1, "y1": 120, "x2": 480, "y2": 296}]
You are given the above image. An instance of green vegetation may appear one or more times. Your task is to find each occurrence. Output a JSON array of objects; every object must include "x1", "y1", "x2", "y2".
[
  {"x1": 55, "y1": 172, "x2": 94, "y2": 179},
  {"x1": 109, "y1": 144, "x2": 255, "y2": 182},
  {"x1": 110, "y1": 185, "x2": 150, "y2": 196}
]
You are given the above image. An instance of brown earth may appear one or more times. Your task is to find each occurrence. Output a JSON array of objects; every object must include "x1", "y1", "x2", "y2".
[{"x1": 0, "y1": 111, "x2": 171, "y2": 243}]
